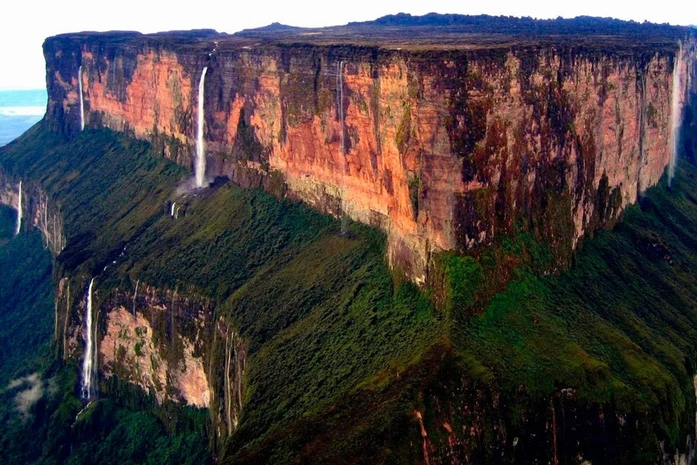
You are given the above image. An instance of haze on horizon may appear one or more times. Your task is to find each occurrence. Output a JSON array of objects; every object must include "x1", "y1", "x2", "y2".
[{"x1": 1, "y1": 0, "x2": 694, "y2": 91}]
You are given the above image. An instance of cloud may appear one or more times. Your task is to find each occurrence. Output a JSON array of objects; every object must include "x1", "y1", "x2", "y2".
[{"x1": 5, "y1": 373, "x2": 45, "y2": 419}]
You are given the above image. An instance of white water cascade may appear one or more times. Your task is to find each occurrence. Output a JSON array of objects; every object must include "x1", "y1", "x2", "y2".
[
  {"x1": 81, "y1": 278, "x2": 97, "y2": 400},
  {"x1": 336, "y1": 61, "x2": 345, "y2": 155},
  {"x1": 170, "y1": 202, "x2": 176, "y2": 217},
  {"x1": 15, "y1": 181, "x2": 22, "y2": 235},
  {"x1": 669, "y1": 47, "x2": 684, "y2": 187},
  {"x1": 195, "y1": 67, "x2": 208, "y2": 188},
  {"x1": 132, "y1": 279, "x2": 139, "y2": 317},
  {"x1": 78, "y1": 65, "x2": 85, "y2": 131}
]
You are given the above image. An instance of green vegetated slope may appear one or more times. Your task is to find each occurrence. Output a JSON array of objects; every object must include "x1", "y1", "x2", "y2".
[
  {"x1": 0, "y1": 206, "x2": 53, "y2": 385},
  {"x1": 0, "y1": 205, "x2": 54, "y2": 462},
  {"x1": 0, "y1": 123, "x2": 444, "y2": 463},
  {"x1": 0, "y1": 126, "x2": 212, "y2": 464},
  {"x1": 0, "y1": 205, "x2": 192, "y2": 465},
  {"x1": 222, "y1": 171, "x2": 697, "y2": 463},
  {"x1": 3, "y1": 120, "x2": 697, "y2": 463},
  {"x1": 448, "y1": 163, "x2": 697, "y2": 462}
]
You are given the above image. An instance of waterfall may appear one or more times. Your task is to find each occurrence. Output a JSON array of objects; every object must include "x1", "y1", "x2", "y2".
[
  {"x1": 223, "y1": 328, "x2": 246, "y2": 432},
  {"x1": 336, "y1": 61, "x2": 351, "y2": 235},
  {"x1": 80, "y1": 278, "x2": 97, "y2": 400},
  {"x1": 78, "y1": 65, "x2": 85, "y2": 131},
  {"x1": 336, "y1": 61, "x2": 345, "y2": 155},
  {"x1": 195, "y1": 67, "x2": 208, "y2": 188},
  {"x1": 132, "y1": 279, "x2": 139, "y2": 317},
  {"x1": 63, "y1": 283, "x2": 70, "y2": 360},
  {"x1": 15, "y1": 181, "x2": 22, "y2": 235},
  {"x1": 669, "y1": 46, "x2": 684, "y2": 187},
  {"x1": 170, "y1": 202, "x2": 176, "y2": 217},
  {"x1": 225, "y1": 330, "x2": 234, "y2": 430}
]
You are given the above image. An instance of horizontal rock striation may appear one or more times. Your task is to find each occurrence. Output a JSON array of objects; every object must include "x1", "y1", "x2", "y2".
[{"x1": 43, "y1": 25, "x2": 696, "y2": 283}]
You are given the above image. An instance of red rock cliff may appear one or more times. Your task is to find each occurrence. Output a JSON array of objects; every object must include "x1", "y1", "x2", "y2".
[{"x1": 43, "y1": 27, "x2": 697, "y2": 283}]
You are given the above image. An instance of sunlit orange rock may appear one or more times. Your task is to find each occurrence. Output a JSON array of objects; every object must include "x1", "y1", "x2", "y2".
[{"x1": 43, "y1": 32, "x2": 695, "y2": 283}]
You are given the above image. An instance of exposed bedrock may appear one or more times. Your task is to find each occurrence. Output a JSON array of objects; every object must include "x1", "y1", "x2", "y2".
[{"x1": 43, "y1": 34, "x2": 696, "y2": 284}]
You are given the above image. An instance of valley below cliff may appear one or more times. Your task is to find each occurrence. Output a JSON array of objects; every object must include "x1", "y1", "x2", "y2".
[{"x1": 2, "y1": 14, "x2": 697, "y2": 465}]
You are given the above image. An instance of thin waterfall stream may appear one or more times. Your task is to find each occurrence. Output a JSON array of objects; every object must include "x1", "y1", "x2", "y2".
[
  {"x1": 15, "y1": 181, "x2": 22, "y2": 235},
  {"x1": 196, "y1": 67, "x2": 208, "y2": 188},
  {"x1": 78, "y1": 65, "x2": 85, "y2": 131},
  {"x1": 80, "y1": 278, "x2": 97, "y2": 399}
]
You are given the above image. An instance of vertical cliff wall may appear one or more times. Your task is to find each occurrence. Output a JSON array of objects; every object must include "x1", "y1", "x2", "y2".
[
  {"x1": 0, "y1": 120, "x2": 252, "y2": 440},
  {"x1": 43, "y1": 32, "x2": 696, "y2": 283},
  {"x1": 52, "y1": 274, "x2": 246, "y2": 437},
  {"x1": 4, "y1": 23, "x2": 697, "y2": 460},
  {"x1": 0, "y1": 173, "x2": 66, "y2": 254}
]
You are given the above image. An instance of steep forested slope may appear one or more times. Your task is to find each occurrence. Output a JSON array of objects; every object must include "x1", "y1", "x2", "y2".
[{"x1": 2, "y1": 120, "x2": 697, "y2": 463}]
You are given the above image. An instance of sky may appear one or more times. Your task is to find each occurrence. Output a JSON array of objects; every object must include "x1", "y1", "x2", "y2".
[{"x1": 1, "y1": 0, "x2": 694, "y2": 90}]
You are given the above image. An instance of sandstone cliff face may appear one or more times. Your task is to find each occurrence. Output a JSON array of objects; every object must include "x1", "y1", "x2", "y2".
[
  {"x1": 43, "y1": 33, "x2": 695, "y2": 282},
  {"x1": 99, "y1": 284, "x2": 212, "y2": 408},
  {"x1": 0, "y1": 173, "x2": 66, "y2": 254},
  {"x1": 52, "y1": 276, "x2": 246, "y2": 434}
]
